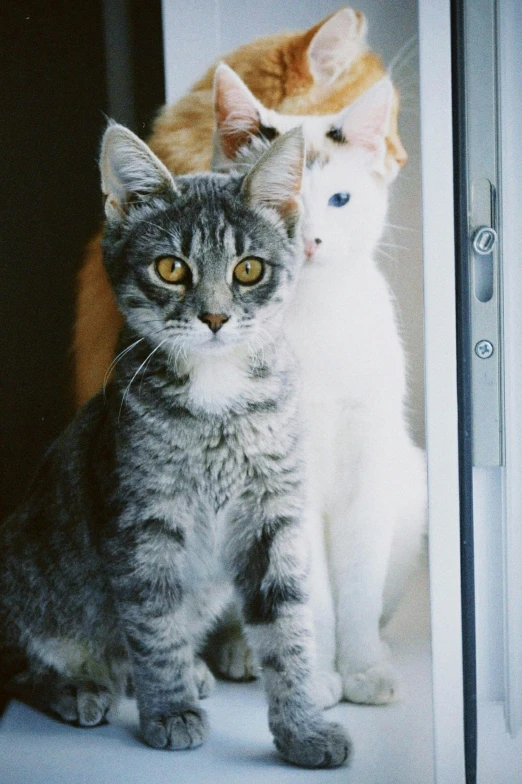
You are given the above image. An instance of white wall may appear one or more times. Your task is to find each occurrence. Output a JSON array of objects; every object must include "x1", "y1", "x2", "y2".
[{"x1": 161, "y1": 0, "x2": 425, "y2": 444}]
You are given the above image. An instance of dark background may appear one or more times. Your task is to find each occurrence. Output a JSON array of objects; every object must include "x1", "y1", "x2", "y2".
[{"x1": 0, "y1": 0, "x2": 165, "y2": 521}]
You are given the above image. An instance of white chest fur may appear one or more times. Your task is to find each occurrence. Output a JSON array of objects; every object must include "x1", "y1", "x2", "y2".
[{"x1": 184, "y1": 349, "x2": 254, "y2": 415}]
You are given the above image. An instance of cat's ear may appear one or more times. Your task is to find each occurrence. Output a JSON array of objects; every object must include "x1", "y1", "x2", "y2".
[
  {"x1": 307, "y1": 8, "x2": 368, "y2": 86},
  {"x1": 241, "y1": 127, "x2": 304, "y2": 229},
  {"x1": 212, "y1": 63, "x2": 270, "y2": 164},
  {"x1": 329, "y1": 78, "x2": 394, "y2": 175},
  {"x1": 100, "y1": 123, "x2": 177, "y2": 222}
]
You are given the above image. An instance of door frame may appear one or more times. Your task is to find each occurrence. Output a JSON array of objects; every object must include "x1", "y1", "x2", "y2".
[{"x1": 418, "y1": 0, "x2": 467, "y2": 781}]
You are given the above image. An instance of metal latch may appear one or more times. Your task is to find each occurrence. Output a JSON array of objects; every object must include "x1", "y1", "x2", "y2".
[{"x1": 470, "y1": 179, "x2": 503, "y2": 466}]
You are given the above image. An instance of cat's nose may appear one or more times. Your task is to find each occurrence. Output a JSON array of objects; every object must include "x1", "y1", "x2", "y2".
[
  {"x1": 199, "y1": 312, "x2": 229, "y2": 333},
  {"x1": 304, "y1": 238, "x2": 322, "y2": 259}
]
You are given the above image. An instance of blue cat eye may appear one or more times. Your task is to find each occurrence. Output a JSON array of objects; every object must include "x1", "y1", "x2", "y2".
[{"x1": 328, "y1": 192, "x2": 351, "y2": 208}]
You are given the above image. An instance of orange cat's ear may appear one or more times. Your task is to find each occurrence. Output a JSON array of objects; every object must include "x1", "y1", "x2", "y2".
[
  {"x1": 242, "y1": 128, "x2": 305, "y2": 229},
  {"x1": 100, "y1": 123, "x2": 177, "y2": 222},
  {"x1": 213, "y1": 63, "x2": 264, "y2": 161},
  {"x1": 307, "y1": 8, "x2": 368, "y2": 86},
  {"x1": 329, "y1": 78, "x2": 395, "y2": 177}
]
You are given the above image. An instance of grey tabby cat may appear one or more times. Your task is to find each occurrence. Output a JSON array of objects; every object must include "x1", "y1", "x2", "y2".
[{"x1": 0, "y1": 123, "x2": 351, "y2": 768}]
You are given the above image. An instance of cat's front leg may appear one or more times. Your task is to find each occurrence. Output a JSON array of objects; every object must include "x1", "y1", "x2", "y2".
[
  {"x1": 104, "y1": 522, "x2": 209, "y2": 751},
  {"x1": 122, "y1": 604, "x2": 210, "y2": 750},
  {"x1": 303, "y1": 504, "x2": 342, "y2": 709},
  {"x1": 328, "y1": 431, "x2": 405, "y2": 705},
  {"x1": 233, "y1": 513, "x2": 352, "y2": 769}
]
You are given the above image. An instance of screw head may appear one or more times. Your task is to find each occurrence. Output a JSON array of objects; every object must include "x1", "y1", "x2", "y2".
[
  {"x1": 475, "y1": 340, "x2": 494, "y2": 359},
  {"x1": 472, "y1": 226, "x2": 498, "y2": 255}
]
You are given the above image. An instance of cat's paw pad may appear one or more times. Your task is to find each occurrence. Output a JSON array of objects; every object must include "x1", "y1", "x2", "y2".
[
  {"x1": 50, "y1": 682, "x2": 113, "y2": 727},
  {"x1": 274, "y1": 721, "x2": 352, "y2": 769},
  {"x1": 194, "y1": 656, "x2": 216, "y2": 699},
  {"x1": 342, "y1": 662, "x2": 399, "y2": 705},
  {"x1": 214, "y1": 635, "x2": 259, "y2": 681},
  {"x1": 310, "y1": 670, "x2": 343, "y2": 709},
  {"x1": 141, "y1": 707, "x2": 209, "y2": 750}
]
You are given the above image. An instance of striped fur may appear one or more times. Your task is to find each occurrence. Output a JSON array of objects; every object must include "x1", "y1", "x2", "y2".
[{"x1": 0, "y1": 126, "x2": 350, "y2": 768}]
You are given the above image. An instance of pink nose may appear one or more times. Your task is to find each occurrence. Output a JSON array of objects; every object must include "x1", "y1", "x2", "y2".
[{"x1": 304, "y1": 238, "x2": 322, "y2": 259}]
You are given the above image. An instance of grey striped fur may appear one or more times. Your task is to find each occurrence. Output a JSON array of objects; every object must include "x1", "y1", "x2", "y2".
[{"x1": 0, "y1": 125, "x2": 350, "y2": 768}]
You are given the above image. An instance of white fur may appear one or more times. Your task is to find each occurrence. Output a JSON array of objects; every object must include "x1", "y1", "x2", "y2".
[
  {"x1": 289, "y1": 118, "x2": 425, "y2": 707},
  {"x1": 214, "y1": 71, "x2": 427, "y2": 707},
  {"x1": 183, "y1": 347, "x2": 256, "y2": 415}
]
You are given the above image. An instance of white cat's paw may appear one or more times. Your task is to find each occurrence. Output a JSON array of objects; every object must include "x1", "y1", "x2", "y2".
[
  {"x1": 214, "y1": 635, "x2": 259, "y2": 682},
  {"x1": 194, "y1": 656, "x2": 216, "y2": 699},
  {"x1": 310, "y1": 670, "x2": 343, "y2": 709},
  {"x1": 341, "y1": 662, "x2": 399, "y2": 705}
]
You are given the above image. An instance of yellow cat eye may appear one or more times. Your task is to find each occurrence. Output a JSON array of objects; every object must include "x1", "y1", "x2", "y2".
[
  {"x1": 155, "y1": 256, "x2": 191, "y2": 285},
  {"x1": 233, "y1": 257, "x2": 265, "y2": 286}
]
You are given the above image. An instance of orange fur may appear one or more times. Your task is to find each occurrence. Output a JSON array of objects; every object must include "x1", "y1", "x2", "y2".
[{"x1": 73, "y1": 9, "x2": 405, "y2": 407}]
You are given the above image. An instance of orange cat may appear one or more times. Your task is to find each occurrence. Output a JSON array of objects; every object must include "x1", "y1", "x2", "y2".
[{"x1": 74, "y1": 7, "x2": 406, "y2": 406}]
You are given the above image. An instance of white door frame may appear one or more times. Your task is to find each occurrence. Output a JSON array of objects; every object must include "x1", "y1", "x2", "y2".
[{"x1": 418, "y1": 0, "x2": 466, "y2": 781}]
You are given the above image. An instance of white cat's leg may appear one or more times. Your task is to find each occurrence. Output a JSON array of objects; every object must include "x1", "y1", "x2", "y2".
[
  {"x1": 381, "y1": 445, "x2": 427, "y2": 626},
  {"x1": 305, "y1": 505, "x2": 342, "y2": 709},
  {"x1": 204, "y1": 601, "x2": 260, "y2": 682},
  {"x1": 330, "y1": 508, "x2": 397, "y2": 703},
  {"x1": 327, "y1": 422, "x2": 407, "y2": 705}
]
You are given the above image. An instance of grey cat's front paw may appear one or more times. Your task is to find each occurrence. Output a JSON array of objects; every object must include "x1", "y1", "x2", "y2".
[
  {"x1": 194, "y1": 656, "x2": 216, "y2": 698},
  {"x1": 141, "y1": 707, "x2": 209, "y2": 750},
  {"x1": 50, "y1": 681, "x2": 113, "y2": 727},
  {"x1": 274, "y1": 721, "x2": 352, "y2": 769}
]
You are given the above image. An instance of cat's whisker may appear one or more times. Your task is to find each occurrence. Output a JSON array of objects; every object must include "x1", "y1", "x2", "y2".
[
  {"x1": 165, "y1": 337, "x2": 176, "y2": 367},
  {"x1": 119, "y1": 338, "x2": 170, "y2": 419},
  {"x1": 375, "y1": 247, "x2": 398, "y2": 264},
  {"x1": 168, "y1": 335, "x2": 185, "y2": 370},
  {"x1": 135, "y1": 318, "x2": 169, "y2": 326},
  {"x1": 384, "y1": 223, "x2": 419, "y2": 234},
  {"x1": 248, "y1": 333, "x2": 265, "y2": 367},
  {"x1": 252, "y1": 326, "x2": 276, "y2": 367},
  {"x1": 379, "y1": 241, "x2": 411, "y2": 252},
  {"x1": 138, "y1": 334, "x2": 173, "y2": 395},
  {"x1": 387, "y1": 36, "x2": 418, "y2": 78},
  {"x1": 103, "y1": 337, "x2": 145, "y2": 399},
  {"x1": 141, "y1": 220, "x2": 177, "y2": 240}
]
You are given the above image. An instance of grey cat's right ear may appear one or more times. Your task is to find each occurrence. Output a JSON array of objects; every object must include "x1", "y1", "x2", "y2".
[
  {"x1": 308, "y1": 8, "x2": 368, "y2": 86},
  {"x1": 100, "y1": 123, "x2": 177, "y2": 222},
  {"x1": 241, "y1": 127, "x2": 305, "y2": 230},
  {"x1": 212, "y1": 63, "x2": 267, "y2": 165}
]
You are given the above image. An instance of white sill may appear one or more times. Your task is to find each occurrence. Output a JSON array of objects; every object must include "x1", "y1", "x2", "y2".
[{"x1": 0, "y1": 567, "x2": 433, "y2": 784}]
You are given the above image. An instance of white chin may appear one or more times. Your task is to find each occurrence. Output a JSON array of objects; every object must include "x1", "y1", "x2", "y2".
[{"x1": 197, "y1": 334, "x2": 235, "y2": 352}]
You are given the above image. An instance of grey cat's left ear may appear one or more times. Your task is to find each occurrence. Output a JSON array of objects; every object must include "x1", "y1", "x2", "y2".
[
  {"x1": 241, "y1": 127, "x2": 305, "y2": 228},
  {"x1": 100, "y1": 123, "x2": 177, "y2": 222}
]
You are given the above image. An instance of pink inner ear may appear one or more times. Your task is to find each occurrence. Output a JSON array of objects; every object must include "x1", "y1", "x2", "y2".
[
  {"x1": 215, "y1": 67, "x2": 261, "y2": 160},
  {"x1": 339, "y1": 82, "x2": 392, "y2": 155},
  {"x1": 345, "y1": 112, "x2": 388, "y2": 154}
]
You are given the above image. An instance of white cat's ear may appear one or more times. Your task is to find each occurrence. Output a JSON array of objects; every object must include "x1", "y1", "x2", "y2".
[
  {"x1": 330, "y1": 78, "x2": 394, "y2": 171},
  {"x1": 308, "y1": 8, "x2": 368, "y2": 86},
  {"x1": 213, "y1": 63, "x2": 270, "y2": 164},
  {"x1": 100, "y1": 123, "x2": 177, "y2": 222},
  {"x1": 242, "y1": 127, "x2": 305, "y2": 228}
]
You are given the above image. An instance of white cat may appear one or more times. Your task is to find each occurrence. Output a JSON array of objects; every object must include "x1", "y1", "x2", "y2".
[{"x1": 212, "y1": 64, "x2": 427, "y2": 708}]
